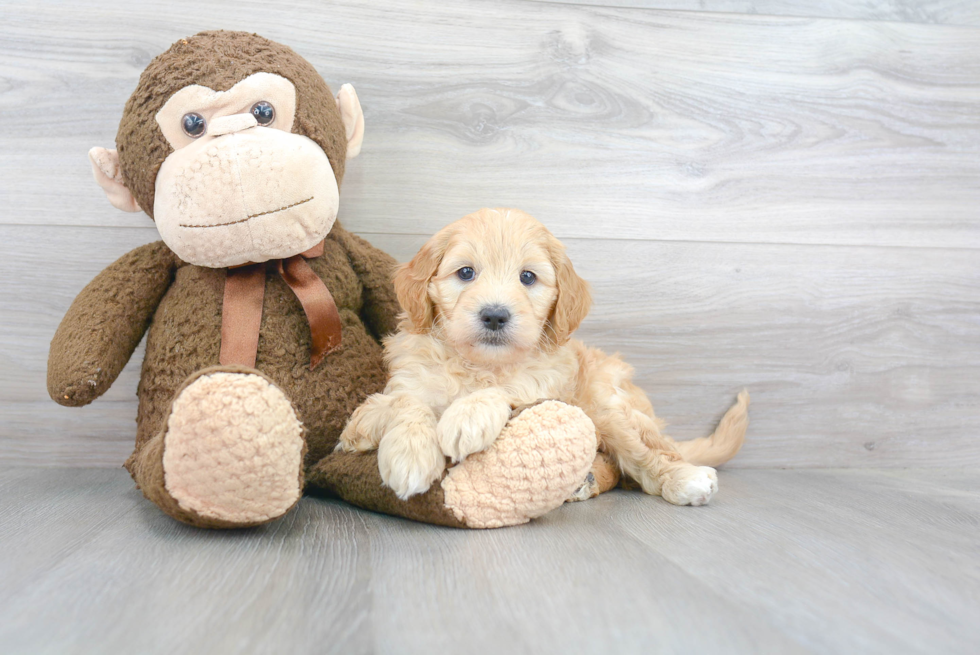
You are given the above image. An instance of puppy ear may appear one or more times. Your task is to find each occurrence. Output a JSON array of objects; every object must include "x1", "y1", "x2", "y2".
[
  {"x1": 394, "y1": 229, "x2": 451, "y2": 333},
  {"x1": 544, "y1": 236, "x2": 592, "y2": 348}
]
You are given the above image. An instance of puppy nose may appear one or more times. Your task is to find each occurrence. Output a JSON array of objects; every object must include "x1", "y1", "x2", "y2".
[{"x1": 479, "y1": 306, "x2": 511, "y2": 331}]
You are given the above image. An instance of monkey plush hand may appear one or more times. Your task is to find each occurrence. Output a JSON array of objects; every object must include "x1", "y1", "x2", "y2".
[{"x1": 49, "y1": 31, "x2": 604, "y2": 529}]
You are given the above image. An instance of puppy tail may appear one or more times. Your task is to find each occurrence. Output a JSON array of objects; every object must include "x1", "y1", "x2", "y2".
[{"x1": 674, "y1": 390, "x2": 750, "y2": 467}]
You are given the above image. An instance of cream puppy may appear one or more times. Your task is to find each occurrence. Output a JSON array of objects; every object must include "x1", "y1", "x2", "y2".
[{"x1": 339, "y1": 208, "x2": 750, "y2": 504}]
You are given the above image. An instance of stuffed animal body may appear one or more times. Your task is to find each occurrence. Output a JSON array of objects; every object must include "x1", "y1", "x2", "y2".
[{"x1": 48, "y1": 31, "x2": 600, "y2": 529}]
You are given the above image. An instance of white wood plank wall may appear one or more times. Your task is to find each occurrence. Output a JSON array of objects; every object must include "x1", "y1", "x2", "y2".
[
  {"x1": 529, "y1": 0, "x2": 980, "y2": 26},
  {"x1": 1, "y1": 0, "x2": 977, "y2": 467}
]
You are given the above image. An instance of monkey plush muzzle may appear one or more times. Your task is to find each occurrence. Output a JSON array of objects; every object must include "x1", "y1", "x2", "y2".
[{"x1": 154, "y1": 121, "x2": 340, "y2": 268}]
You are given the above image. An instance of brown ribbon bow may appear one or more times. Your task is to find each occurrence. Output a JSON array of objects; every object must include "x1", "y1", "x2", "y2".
[{"x1": 219, "y1": 241, "x2": 342, "y2": 370}]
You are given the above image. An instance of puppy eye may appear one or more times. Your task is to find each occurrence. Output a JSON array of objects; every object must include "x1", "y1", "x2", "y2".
[
  {"x1": 457, "y1": 267, "x2": 475, "y2": 281},
  {"x1": 181, "y1": 113, "x2": 207, "y2": 138},
  {"x1": 520, "y1": 270, "x2": 537, "y2": 286},
  {"x1": 250, "y1": 101, "x2": 275, "y2": 125}
]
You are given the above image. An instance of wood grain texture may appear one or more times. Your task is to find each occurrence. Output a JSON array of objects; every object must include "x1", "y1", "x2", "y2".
[
  {"x1": 0, "y1": 0, "x2": 978, "y2": 469},
  {"x1": 0, "y1": 468, "x2": 140, "y2": 599},
  {"x1": 0, "y1": 469, "x2": 375, "y2": 655},
  {"x1": 528, "y1": 0, "x2": 980, "y2": 27},
  {"x1": 2, "y1": 225, "x2": 978, "y2": 468},
  {"x1": 1, "y1": 467, "x2": 978, "y2": 654},
  {"x1": 1, "y1": 0, "x2": 979, "y2": 248},
  {"x1": 600, "y1": 467, "x2": 980, "y2": 654}
]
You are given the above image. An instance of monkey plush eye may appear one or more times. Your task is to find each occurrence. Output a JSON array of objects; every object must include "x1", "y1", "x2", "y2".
[
  {"x1": 181, "y1": 113, "x2": 207, "y2": 138},
  {"x1": 250, "y1": 101, "x2": 275, "y2": 125},
  {"x1": 520, "y1": 270, "x2": 537, "y2": 286},
  {"x1": 457, "y1": 267, "x2": 475, "y2": 281}
]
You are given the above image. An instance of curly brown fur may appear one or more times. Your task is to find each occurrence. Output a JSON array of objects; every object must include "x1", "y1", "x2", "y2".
[
  {"x1": 116, "y1": 31, "x2": 348, "y2": 217},
  {"x1": 50, "y1": 32, "x2": 466, "y2": 528}
]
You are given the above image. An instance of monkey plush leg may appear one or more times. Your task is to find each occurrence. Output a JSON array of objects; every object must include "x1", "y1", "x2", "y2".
[
  {"x1": 125, "y1": 366, "x2": 305, "y2": 528},
  {"x1": 308, "y1": 400, "x2": 597, "y2": 528}
]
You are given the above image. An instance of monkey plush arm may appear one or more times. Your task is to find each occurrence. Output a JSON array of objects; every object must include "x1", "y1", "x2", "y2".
[
  {"x1": 48, "y1": 241, "x2": 179, "y2": 407},
  {"x1": 330, "y1": 223, "x2": 402, "y2": 340}
]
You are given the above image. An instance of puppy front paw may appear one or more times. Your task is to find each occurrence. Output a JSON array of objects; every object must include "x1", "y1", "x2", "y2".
[
  {"x1": 661, "y1": 465, "x2": 718, "y2": 506},
  {"x1": 437, "y1": 396, "x2": 511, "y2": 462},
  {"x1": 337, "y1": 395, "x2": 390, "y2": 453},
  {"x1": 378, "y1": 422, "x2": 445, "y2": 500}
]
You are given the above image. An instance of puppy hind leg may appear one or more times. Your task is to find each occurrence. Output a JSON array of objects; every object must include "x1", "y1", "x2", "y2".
[
  {"x1": 586, "y1": 367, "x2": 718, "y2": 506},
  {"x1": 591, "y1": 404, "x2": 678, "y2": 495},
  {"x1": 595, "y1": 406, "x2": 718, "y2": 506}
]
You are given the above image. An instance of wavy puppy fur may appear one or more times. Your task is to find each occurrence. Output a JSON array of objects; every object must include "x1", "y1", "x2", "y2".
[{"x1": 340, "y1": 208, "x2": 749, "y2": 505}]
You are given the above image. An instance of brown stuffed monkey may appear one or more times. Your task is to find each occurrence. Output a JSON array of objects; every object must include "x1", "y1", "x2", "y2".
[{"x1": 49, "y1": 31, "x2": 606, "y2": 530}]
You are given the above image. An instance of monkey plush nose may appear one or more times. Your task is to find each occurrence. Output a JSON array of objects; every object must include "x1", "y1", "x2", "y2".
[
  {"x1": 479, "y1": 306, "x2": 511, "y2": 331},
  {"x1": 209, "y1": 113, "x2": 258, "y2": 137}
]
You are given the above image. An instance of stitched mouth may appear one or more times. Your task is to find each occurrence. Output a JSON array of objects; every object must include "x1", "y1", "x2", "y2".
[{"x1": 180, "y1": 196, "x2": 314, "y2": 228}]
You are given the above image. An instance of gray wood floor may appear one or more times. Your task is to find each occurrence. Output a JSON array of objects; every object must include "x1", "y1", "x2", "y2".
[{"x1": 1, "y1": 467, "x2": 977, "y2": 654}]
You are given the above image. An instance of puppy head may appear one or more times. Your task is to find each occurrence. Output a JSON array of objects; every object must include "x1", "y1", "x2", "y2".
[{"x1": 394, "y1": 208, "x2": 591, "y2": 365}]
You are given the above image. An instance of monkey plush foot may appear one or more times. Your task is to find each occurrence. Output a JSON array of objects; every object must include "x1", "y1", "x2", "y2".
[
  {"x1": 307, "y1": 400, "x2": 597, "y2": 529},
  {"x1": 127, "y1": 366, "x2": 305, "y2": 528},
  {"x1": 441, "y1": 400, "x2": 597, "y2": 528}
]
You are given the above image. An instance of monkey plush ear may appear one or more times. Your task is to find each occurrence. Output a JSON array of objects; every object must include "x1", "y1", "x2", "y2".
[
  {"x1": 88, "y1": 147, "x2": 142, "y2": 213},
  {"x1": 335, "y1": 84, "x2": 365, "y2": 159}
]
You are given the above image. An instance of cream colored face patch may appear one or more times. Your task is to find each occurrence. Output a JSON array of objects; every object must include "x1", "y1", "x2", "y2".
[
  {"x1": 155, "y1": 72, "x2": 297, "y2": 149},
  {"x1": 150, "y1": 73, "x2": 340, "y2": 268}
]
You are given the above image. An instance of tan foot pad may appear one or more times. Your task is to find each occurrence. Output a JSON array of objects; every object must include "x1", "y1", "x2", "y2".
[
  {"x1": 442, "y1": 400, "x2": 597, "y2": 528},
  {"x1": 163, "y1": 372, "x2": 304, "y2": 524}
]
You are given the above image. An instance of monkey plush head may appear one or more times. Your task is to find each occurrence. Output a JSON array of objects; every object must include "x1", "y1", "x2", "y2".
[{"x1": 89, "y1": 31, "x2": 365, "y2": 268}]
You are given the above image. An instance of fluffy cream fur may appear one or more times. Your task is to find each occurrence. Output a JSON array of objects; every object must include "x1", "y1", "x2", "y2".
[{"x1": 340, "y1": 208, "x2": 749, "y2": 504}]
